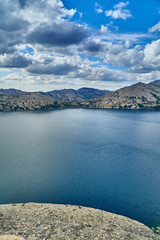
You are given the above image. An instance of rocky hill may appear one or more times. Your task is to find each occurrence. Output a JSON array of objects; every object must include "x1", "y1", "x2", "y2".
[
  {"x1": 0, "y1": 89, "x2": 26, "y2": 95},
  {"x1": 0, "y1": 87, "x2": 110, "y2": 102},
  {"x1": 44, "y1": 87, "x2": 110, "y2": 102},
  {"x1": 0, "y1": 203, "x2": 159, "y2": 240},
  {"x1": 83, "y1": 82, "x2": 160, "y2": 109},
  {"x1": 0, "y1": 93, "x2": 73, "y2": 111},
  {"x1": 149, "y1": 80, "x2": 160, "y2": 87}
]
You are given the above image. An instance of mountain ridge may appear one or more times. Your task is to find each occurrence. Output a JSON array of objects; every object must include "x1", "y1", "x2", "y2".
[
  {"x1": 82, "y1": 82, "x2": 160, "y2": 109},
  {"x1": 1, "y1": 81, "x2": 160, "y2": 111},
  {"x1": 44, "y1": 87, "x2": 110, "y2": 101},
  {"x1": 0, "y1": 87, "x2": 110, "y2": 102},
  {"x1": 148, "y1": 80, "x2": 160, "y2": 87}
]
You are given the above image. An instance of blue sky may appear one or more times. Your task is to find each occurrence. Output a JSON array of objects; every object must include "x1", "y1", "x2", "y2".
[
  {"x1": 0, "y1": 0, "x2": 160, "y2": 91},
  {"x1": 64, "y1": 0, "x2": 160, "y2": 32}
]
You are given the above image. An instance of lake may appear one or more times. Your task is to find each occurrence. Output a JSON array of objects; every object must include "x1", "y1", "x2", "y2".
[{"x1": 0, "y1": 109, "x2": 160, "y2": 227}]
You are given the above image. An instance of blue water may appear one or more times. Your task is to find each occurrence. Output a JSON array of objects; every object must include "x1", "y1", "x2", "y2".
[{"x1": 0, "y1": 109, "x2": 160, "y2": 227}]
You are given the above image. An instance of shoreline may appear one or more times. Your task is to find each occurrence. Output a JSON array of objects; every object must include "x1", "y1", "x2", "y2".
[{"x1": 1, "y1": 107, "x2": 160, "y2": 113}]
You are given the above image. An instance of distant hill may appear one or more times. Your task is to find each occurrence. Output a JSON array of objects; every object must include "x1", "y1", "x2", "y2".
[
  {"x1": 148, "y1": 80, "x2": 160, "y2": 87},
  {"x1": 0, "y1": 87, "x2": 111, "y2": 111},
  {"x1": 82, "y1": 82, "x2": 160, "y2": 109},
  {"x1": 43, "y1": 87, "x2": 110, "y2": 102},
  {"x1": 0, "y1": 87, "x2": 110, "y2": 102},
  {"x1": 0, "y1": 88, "x2": 27, "y2": 95}
]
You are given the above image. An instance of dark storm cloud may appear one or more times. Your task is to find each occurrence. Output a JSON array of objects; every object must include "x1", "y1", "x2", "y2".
[
  {"x1": 0, "y1": 1, "x2": 29, "y2": 55},
  {"x1": 18, "y1": 0, "x2": 27, "y2": 8},
  {"x1": 27, "y1": 22, "x2": 89, "y2": 47},
  {"x1": 0, "y1": 46, "x2": 16, "y2": 55},
  {"x1": 27, "y1": 63, "x2": 78, "y2": 75},
  {"x1": 0, "y1": 1, "x2": 29, "y2": 32},
  {"x1": 0, "y1": 54, "x2": 32, "y2": 68},
  {"x1": 83, "y1": 41, "x2": 104, "y2": 52},
  {"x1": 0, "y1": 29, "x2": 25, "y2": 54},
  {"x1": 0, "y1": 16, "x2": 27, "y2": 32},
  {"x1": 0, "y1": 0, "x2": 88, "y2": 57}
]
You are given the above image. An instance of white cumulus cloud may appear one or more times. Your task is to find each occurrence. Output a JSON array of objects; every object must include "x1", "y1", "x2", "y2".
[
  {"x1": 149, "y1": 21, "x2": 160, "y2": 33},
  {"x1": 95, "y1": 2, "x2": 103, "y2": 14},
  {"x1": 144, "y1": 39, "x2": 160, "y2": 64},
  {"x1": 105, "y1": 1, "x2": 132, "y2": 20}
]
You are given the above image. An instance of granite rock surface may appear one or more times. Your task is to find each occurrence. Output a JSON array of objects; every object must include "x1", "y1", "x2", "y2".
[{"x1": 0, "y1": 203, "x2": 159, "y2": 240}]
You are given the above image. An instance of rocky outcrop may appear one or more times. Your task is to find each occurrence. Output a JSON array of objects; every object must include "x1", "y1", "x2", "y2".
[{"x1": 0, "y1": 203, "x2": 159, "y2": 240}]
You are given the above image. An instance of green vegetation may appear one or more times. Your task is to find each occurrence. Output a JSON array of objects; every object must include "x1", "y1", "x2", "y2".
[
  {"x1": 129, "y1": 96, "x2": 136, "y2": 99},
  {"x1": 150, "y1": 92, "x2": 160, "y2": 100},
  {"x1": 151, "y1": 226, "x2": 160, "y2": 234},
  {"x1": 142, "y1": 96, "x2": 146, "y2": 102},
  {"x1": 137, "y1": 103, "x2": 145, "y2": 108}
]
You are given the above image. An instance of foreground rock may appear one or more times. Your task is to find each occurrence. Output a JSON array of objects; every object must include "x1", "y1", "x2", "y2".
[
  {"x1": 0, "y1": 236, "x2": 24, "y2": 240},
  {"x1": 0, "y1": 203, "x2": 159, "y2": 240}
]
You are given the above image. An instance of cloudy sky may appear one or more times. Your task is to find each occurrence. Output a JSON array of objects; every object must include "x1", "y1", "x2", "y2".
[{"x1": 0, "y1": 0, "x2": 160, "y2": 91}]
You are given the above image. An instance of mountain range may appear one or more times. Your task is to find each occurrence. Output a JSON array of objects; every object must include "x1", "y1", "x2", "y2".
[
  {"x1": 42, "y1": 88, "x2": 110, "y2": 102},
  {"x1": 0, "y1": 87, "x2": 110, "y2": 101},
  {"x1": 1, "y1": 80, "x2": 160, "y2": 111},
  {"x1": 0, "y1": 87, "x2": 110, "y2": 111}
]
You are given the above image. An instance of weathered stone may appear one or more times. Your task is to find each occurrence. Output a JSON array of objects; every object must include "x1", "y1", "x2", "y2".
[
  {"x1": 0, "y1": 203, "x2": 159, "y2": 240},
  {"x1": 0, "y1": 235, "x2": 24, "y2": 240}
]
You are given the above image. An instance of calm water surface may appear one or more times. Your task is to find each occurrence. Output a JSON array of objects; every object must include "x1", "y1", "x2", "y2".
[{"x1": 0, "y1": 109, "x2": 160, "y2": 227}]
